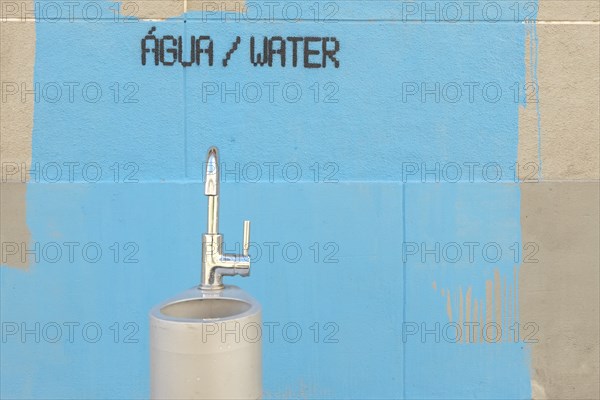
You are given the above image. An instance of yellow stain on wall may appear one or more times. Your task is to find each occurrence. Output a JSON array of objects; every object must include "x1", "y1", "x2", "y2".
[{"x1": 432, "y1": 266, "x2": 520, "y2": 344}]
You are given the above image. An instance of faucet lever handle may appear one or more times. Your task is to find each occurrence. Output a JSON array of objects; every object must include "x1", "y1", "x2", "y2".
[{"x1": 243, "y1": 220, "x2": 251, "y2": 256}]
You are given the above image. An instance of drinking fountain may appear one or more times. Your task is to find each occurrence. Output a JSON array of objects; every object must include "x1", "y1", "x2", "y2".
[{"x1": 150, "y1": 147, "x2": 262, "y2": 400}]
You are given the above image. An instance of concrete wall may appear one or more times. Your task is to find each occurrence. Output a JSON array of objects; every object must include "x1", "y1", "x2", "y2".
[{"x1": 1, "y1": 0, "x2": 598, "y2": 398}]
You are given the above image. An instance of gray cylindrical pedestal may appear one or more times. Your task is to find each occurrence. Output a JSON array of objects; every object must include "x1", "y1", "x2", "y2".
[{"x1": 150, "y1": 285, "x2": 262, "y2": 400}]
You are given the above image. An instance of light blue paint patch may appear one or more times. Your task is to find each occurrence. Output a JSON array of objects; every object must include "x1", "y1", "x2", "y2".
[
  {"x1": 403, "y1": 183, "x2": 530, "y2": 399},
  {"x1": 1, "y1": 182, "x2": 404, "y2": 399},
  {"x1": 28, "y1": 13, "x2": 526, "y2": 182},
  {"x1": 2, "y1": 1, "x2": 534, "y2": 398}
]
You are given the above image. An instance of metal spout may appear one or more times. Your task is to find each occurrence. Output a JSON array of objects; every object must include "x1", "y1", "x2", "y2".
[
  {"x1": 205, "y1": 147, "x2": 219, "y2": 234},
  {"x1": 201, "y1": 147, "x2": 251, "y2": 290}
]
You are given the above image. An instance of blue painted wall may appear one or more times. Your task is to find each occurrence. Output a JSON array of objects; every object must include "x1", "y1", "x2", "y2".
[{"x1": 1, "y1": 2, "x2": 534, "y2": 398}]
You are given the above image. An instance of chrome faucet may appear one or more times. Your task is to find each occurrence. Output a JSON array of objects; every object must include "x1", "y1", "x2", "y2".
[{"x1": 201, "y1": 147, "x2": 251, "y2": 290}]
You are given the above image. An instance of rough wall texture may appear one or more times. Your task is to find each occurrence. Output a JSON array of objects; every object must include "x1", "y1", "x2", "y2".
[
  {"x1": 0, "y1": 18, "x2": 34, "y2": 268},
  {"x1": 520, "y1": 182, "x2": 600, "y2": 399},
  {"x1": 516, "y1": 3, "x2": 600, "y2": 397},
  {"x1": 1, "y1": 0, "x2": 599, "y2": 398}
]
